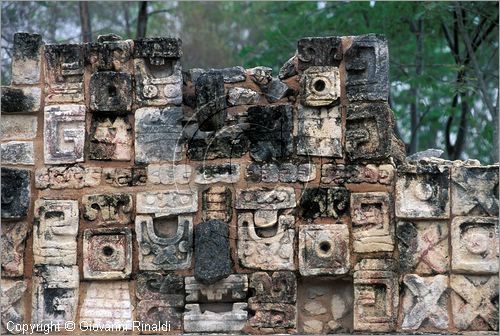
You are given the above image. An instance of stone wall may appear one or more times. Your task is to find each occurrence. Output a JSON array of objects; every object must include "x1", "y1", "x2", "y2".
[{"x1": 1, "y1": 32, "x2": 498, "y2": 334}]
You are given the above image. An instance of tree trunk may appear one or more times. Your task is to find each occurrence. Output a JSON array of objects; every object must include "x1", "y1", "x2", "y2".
[
  {"x1": 136, "y1": 1, "x2": 148, "y2": 39},
  {"x1": 123, "y1": 2, "x2": 132, "y2": 38},
  {"x1": 79, "y1": 1, "x2": 92, "y2": 42},
  {"x1": 409, "y1": 18, "x2": 423, "y2": 154}
]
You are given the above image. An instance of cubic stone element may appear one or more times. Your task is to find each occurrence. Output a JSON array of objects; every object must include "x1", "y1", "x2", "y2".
[
  {"x1": 297, "y1": 105, "x2": 342, "y2": 157},
  {"x1": 298, "y1": 224, "x2": 350, "y2": 276},
  {"x1": 82, "y1": 193, "x2": 133, "y2": 225},
  {"x1": 1, "y1": 141, "x2": 34, "y2": 165},
  {"x1": 1, "y1": 280, "x2": 27, "y2": 334},
  {"x1": 186, "y1": 126, "x2": 249, "y2": 161},
  {"x1": 300, "y1": 187, "x2": 349, "y2": 220},
  {"x1": 44, "y1": 104, "x2": 85, "y2": 164},
  {"x1": 1, "y1": 86, "x2": 41, "y2": 113},
  {"x1": 84, "y1": 39, "x2": 133, "y2": 72},
  {"x1": 321, "y1": 163, "x2": 394, "y2": 185},
  {"x1": 451, "y1": 216, "x2": 499, "y2": 274},
  {"x1": 147, "y1": 164, "x2": 192, "y2": 185},
  {"x1": 134, "y1": 37, "x2": 182, "y2": 59},
  {"x1": 135, "y1": 106, "x2": 184, "y2": 163},
  {"x1": 400, "y1": 274, "x2": 449, "y2": 331},
  {"x1": 194, "y1": 163, "x2": 240, "y2": 184},
  {"x1": 90, "y1": 71, "x2": 132, "y2": 112},
  {"x1": 185, "y1": 274, "x2": 248, "y2": 302},
  {"x1": 89, "y1": 116, "x2": 133, "y2": 161},
  {"x1": 345, "y1": 34, "x2": 389, "y2": 101},
  {"x1": 351, "y1": 192, "x2": 394, "y2": 253},
  {"x1": 1, "y1": 167, "x2": 30, "y2": 220},
  {"x1": 136, "y1": 189, "x2": 197, "y2": 217},
  {"x1": 11, "y1": 32, "x2": 42, "y2": 84},
  {"x1": 136, "y1": 215, "x2": 193, "y2": 270},
  {"x1": 184, "y1": 303, "x2": 248, "y2": 333},
  {"x1": 83, "y1": 227, "x2": 132, "y2": 280},
  {"x1": 194, "y1": 220, "x2": 231, "y2": 284},
  {"x1": 235, "y1": 187, "x2": 296, "y2": 210},
  {"x1": 33, "y1": 199, "x2": 79, "y2": 266},
  {"x1": 1, "y1": 222, "x2": 28, "y2": 277},
  {"x1": 1, "y1": 115, "x2": 37, "y2": 140},
  {"x1": 300, "y1": 66, "x2": 340, "y2": 106},
  {"x1": 195, "y1": 72, "x2": 227, "y2": 131},
  {"x1": 103, "y1": 167, "x2": 146, "y2": 187},
  {"x1": 297, "y1": 36, "x2": 342, "y2": 70},
  {"x1": 35, "y1": 165, "x2": 101, "y2": 189},
  {"x1": 249, "y1": 271, "x2": 297, "y2": 304},
  {"x1": 227, "y1": 87, "x2": 261, "y2": 106},
  {"x1": 202, "y1": 186, "x2": 232, "y2": 222},
  {"x1": 248, "y1": 303, "x2": 297, "y2": 330}
]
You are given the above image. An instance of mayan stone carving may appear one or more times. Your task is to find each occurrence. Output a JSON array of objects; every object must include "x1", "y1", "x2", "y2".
[
  {"x1": 1, "y1": 167, "x2": 30, "y2": 219},
  {"x1": 89, "y1": 116, "x2": 133, "y2": 161},
  {"x1": 137, "y1": 189, "x2": 197, "y2": 216},
  {"x1": 1, "y1": 222, "x2": 28, "y2": 277},
  {"x1": 1, "y1": 280, "x2": 27, "y2": 334},
  {"x1": 82, "y1": 193, "x2": 133, "y2": 225},
  {"x1": 35, "y1": 165, "x2": 101, "y2": 189}
]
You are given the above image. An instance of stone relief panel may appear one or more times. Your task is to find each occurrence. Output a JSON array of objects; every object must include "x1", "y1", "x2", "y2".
[
  {"x1": 202, "y1": 186, "x2": 232, "y2": 222},
  {"x1": 300, "y1": 66, "x2": 340, "y2": 106},
  {"x1": 186, "y1": 275, "x2": 248, "y2": 302},
  {"x1": 300, "y1": 187, "x2": 349, "y2": 220},
  {"x1": 184, "y1": 303, "x2": 248, "y2": 333},
  {"x1": 297, "y1": 36, "x2": 342, "y2": 70},
  {"x1": 84, "y1": 38, "x2": 133, "y2": 72},
  {"x1": 35, "y1": 165, "x2": 101, "y2": 189},
  {"x1": 103, "y1": 167, "x2": 146, "y2": 187},
  {"x1": 89, "y1": 116, "x2": 133, "y2": 161},
  {"x1": 1, "y1": 86, "x2": 41, "y2": 113},
  {"x1": 147, "y1": 164, "x2": 192, "y2": 185},
  {"x1": 195, "y1": 72, "x2": 227, "y2": 131},
  {"x1": 136, "y1": 189, "x2": 197, "y2": 217},
  {"x1": 321, "y1": 163, "x2": 395, "y2": 185},
  {"x1": 1, "y1": 280, "x2": 27, "y2": 335},
  {"x1": 1, "y1": 222, "x2": 28, "y2": 277},
  {"x1": 1, "y1": 167, "x2": 30, "y2": 220},
  {"x1": 82, "y1": 193, "x2": 133, "y2": 225},
  {"x1": 89, "y1": 72, "x2": 132, "y2": 112}
]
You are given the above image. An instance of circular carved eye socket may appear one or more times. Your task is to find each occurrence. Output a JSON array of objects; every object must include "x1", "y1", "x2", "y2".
[
  {"x1": 313, "y1": 79, "x2": 326, "y2": 92},
  {"x1": 319, "y1": 241, "x2": 331, "y2": 253},
  {"x1": 102, "y1": 245, "x2": 114, "y2": 257}
]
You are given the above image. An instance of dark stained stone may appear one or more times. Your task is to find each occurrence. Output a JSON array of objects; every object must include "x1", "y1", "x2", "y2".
[
  {"x1": 13, "y1": 32, "x2": 42, "y2": 61},
  {"x1": 300, "y1": 187, "x2": 350, "y2": 220},
  {"x1": 188, "y1": 66, "x2": 246, "y2": 83},
  {"x1": 195, "y1": 72, "x2": 227, "y2": 131},
  {"x1": 133, "y1": 37, "x2": 182, "y2": 59},
  {"x1": 187, "y1": 126, "x2": 249, "y2": 161},
  {"x1": 1, "y1": 167, "x2": 30, "y2": 220},
  {"x1": 90, "y1": 71, "x2": 132, "y2": 112},
  {"x1": 396, "y1": 221, "x2": 418, "y2": 272},
  {"x1": 278, "y1": 53, "x2": 298, "y2": 80},
  {"x1": 1, "y1": 87, "x2": 38, "y2": 113},
  {"x1": 297, "y1": 36, "x2": 342, "y2": 71}
]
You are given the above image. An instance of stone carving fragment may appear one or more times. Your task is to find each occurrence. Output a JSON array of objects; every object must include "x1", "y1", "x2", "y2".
[
  {"x1": 90, "y1": 72, "x2": 132, "y2": 112},
  {"x1": 89, "y1": 116, "x2": 132, "y2": 161},
  {"x1": 147, "y1": 164, "x2": 192, "y2": 185},
  {"x1": 11, "y1": 32, "x2": 42, "y2": 84},
  {"x1": 186, "y1": 275, "x2": 248, "y2": 302},
  {"x1": 248, "y1": 303, "x2": 297, "y2": 329},
  {"x1": 300, "y1": 66, "x2": 340, "y2": 106},
  {"x1": 35, "y1": 165, "x2": 101, "y2": 189},
  {"x1": 84, "y1": 38, "x2": 133, "y2": 72},
  {"x1": 300, "y1": 187, "x2": 349, "y2": 220},
  {"x1": 1, "y1": 141, "x2": 34, "y2": 165},
  {"x1": 195, "y1": 163, "x2": 240, "y2": 184},
  {"x1": 1, "y1": 280, "x2": 27, "y2": 335},
  {"x1": 1, "y1": 115, "x2": 37, "y2": 140},
  {"x1": 249, "y1": 271, "x2": 296, "y2": 304},
  {"x1": 236, "y1": 187, "x2": 296, "y2": 210},
  {"x1": 321, "y1": 163, "x2": 394, "y2": 185},
  {"x1": 82, "y1": 193, "x2": 133, "y2": 225},
  {"x1": 297, "y1": 36, "x2": 342, "y2": 70},
  {"x1": 189, "y1": 66, "x2": 246, "y2": 83},
  {"x1": 202, "y1": 186, "x2": 232, "y2": 222},
  {"x1": 1, "y1": 222, "x2": 28, "y2": 277},
  {"x1": 227, "y1": 87, "x2": 261, "y2": 106},
  {"x1": 1, "y1": 86, "x2": 41, "y2": 113},
  {"x1": 136, "y1": 189, "x2": 197, "y2": 216},
  {"x1": 297, "y1": 163, "x2": 317, "y2": 182},
  {"x1": 186, "y1": 125, "x2": 249, "y2": 160},
  {"x1": 184, "y1": 303, "x2": 248, "y2": 333},
  {"x1": 103, "y1": 167, "x2": 146, "y2": 187},
  {"x1": 195, "y1": 72, "x2": 227, "y2": 131},
  {"x1": 1, "y1": 167, "x2": 30, "y2": 221}
]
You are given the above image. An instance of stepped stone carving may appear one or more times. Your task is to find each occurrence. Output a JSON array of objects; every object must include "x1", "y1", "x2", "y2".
[
  {"x1": 186, "y1": 275, "x2": 248, "y2": 302},
  {"x1": 202, "y1": 186, "x2": 232, "y2": 222}
]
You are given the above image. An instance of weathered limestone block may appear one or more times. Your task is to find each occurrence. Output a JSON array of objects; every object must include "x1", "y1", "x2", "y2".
[
  {"x1": 44, "y1": 44, "x2": 84, "y2": 103},
  {"x1": 321, "y1": 163, "x2": 394, "y2": 185},
  {"x1": 248, "y1": 303, "x2": 297, "y2": 329},
  {"x1": 351, "y1": 192, "x2": 394, "y2": 253},
  {"x1": 184, "y1": 303, "x2": 248, "y2": 333},
  {"x1": 83, "y1": 227, "x2": 132, "y2": 279},
  {"x1": 247, "y1": 66, "x2": 273, "y2": 87},
  {"x1": 32, "y1": 265, "x2": 79, "y2": 325},
  {"x1": 194, "y1": 220, "x2": 231, "y2": 284},
  {"x1": 300, "y1": 66, "x2": 340, "y2": 106},
  {"x1": 278, "y1": 163, "x2": 297, "y2": 183},
  {"x1": 235, "y1": 187, "x2": 296, "y2": 210},
  {"x1": 246, "y1": 105, "x2": 293, "y2": 162},
  {"x1": 11, "y1": 32, "x2": 42, "y2": 84},
  {"x1": 300, "y1": 187, "x2": 349, "y2": 220},
  {"x1": 346, "y1": 102, "x2": 393, "y2": 161},
  {"x1": 134, "y1": 37, "x2": 182, "y2": 59},
  {"x1": 1, "y1": 222, "x2": 28, "y2": 277},
  {"x1": 297, "y1": 36, "x2": 342, "y2": 70},
  {"x1": 147, "y1": 164, "x2": 192, "y2": 185},
  {"x1": 136, "y1": 215, "x2": 193, "y2": 270},
  {"x1": 451, "y1": 216, "x2": 498, "y2": 274},
  {"x1": 90, "y1": 72, "x2": 132, "y2": 112},
  {"x1": 298, "y1": 163, "x2": 317, "y2": 182},
  {"x1": 186, "y1": 125, "x2": 249, "y2": 160},
  {"x1": 279, "y1": 53, "x2": 298, "y2": 80},
  {"x1": 1, "y1": 280, "x2": 27, "y2": 335},
  {"x1": 44, "y1": 104, "x2": 85, "y2": 164},
  {"x1": 136, "y1": 189, "x2": 197, "y2": 216},
  {"x1": 1, "y1": 168, "x2": 30, "y2": 220},
  {"x1": 238, "y1": 213, "x2": 295, "y2": 270},
  {"x1": 1, "y1": 86, "x2": 41, "y2": 113},
  {"x1": 195, "y1": 163, "x2": 240, "y2": 184},
  {"x1": 79, "y1": 281, "x2": 133, "y2": 330},
  {"x1": 345, "y1": 34, "x2": 389, "y2": 101},
  {"x1": 35, "y1": 165, "x2": 101, "y2": 189},
  {"x1": 195, "y1": 72, "x2": 227, "y2": 131},
  {"x1": 263, "y1": 77, "x2": 290, "y2": 103},
  {"x1": 1, "y1": 141, "x2": 34, "y2": 165},
  {"x1": 353, "y1": 259, "x2": 398, "y2": 332},
  {"x1": 397, "y1": 220, "x2": 449, "y2": 274},
  {"x1": 249, "y1": 271, "x2": 296, "y2": 304},
  {"x1": 89, "y1": 116, "x2": 132, "y2": 161},
  {"x1": 227, "y1": 87, "x2": 261, "y2": 106},
  {"x1": 135, "y1": 106, "x2": 184, "y2": 163},
  {"x1": 202, "y1": 186, "x2": 232, "y2": 222},
  {"x1": 84, "y1": 38, "x2": 133, "y2": 72},
  {"x1": 396, "y1": 163, "x2": 450, "y2": 218},
  {"x1": 400, "y1": 274, "x2": 449, "y2": 331},
  {"x1": 299, "y1": 224, "x2": 350, "y2": 276},
  {"x1": 33, "y1": 199, "x2": 78, "y2": 265},
  {"x1": 186, "y1": 275, "x2": 248, "y2": 302},
  {"x1": 451, "y1": 165, "x2": 499, "y2": 216},
  {"x1": 82, "y1": 193, "x2": 133, "y2": 225},
  {"x1": 297, "y1": 105, "x2": 342, "y2": 157},
  {"x1": 1, "y1": 115, "x2": 37, "y2": 140},
  {"x1": 261, "y1": 163, "x2": 279, "y2": 182},
  {"x1": 103, "y1": 167, "x2": 146, "y2": 187},
  {"x1": 189, "y1": 66, "x2": 246, "y2": 84},
  {"x1": 450, "y1": 275, "x2": 499, "y2": 331}
]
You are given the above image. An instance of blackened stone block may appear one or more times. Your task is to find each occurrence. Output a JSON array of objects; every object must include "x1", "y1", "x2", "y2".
[
  {"x1": 187, "y1": 127, "x2": 249, "y2": 161},
  {"x1": 1, "y1": 87, "x2": 41, "y2": 113},
  {"x1": 188, "y1": 66, "x2": 246, "y2": 83},
  {"x1": 345, "y1": 34, "x2": 389, "y2": 101},
  {"x1": 12, "y1": 32, "x2": 43, "y2": 84},
  {"x1": 84, "y1": 39, "x2": 133, "y2": 72},
  {"x1": 89, "y1": 115, "x2": 132, "y2": 161},
  {"x1": 134, "y1": 37, "x2": 182, "y2": 59},
  {"x1": 1, "y1": 167, "x2": 30, "y2": 219},
  {"x1": 90, "y1": 71, "x2": 132, "y2": 112},
  {"x1": 246, "y1": 105, "x2": 293, "y2": 162},
  {"x1": 300, "y1": 187, "x2": 349, "y2": 220},
  {"x1": 297, "y1": 36, "x2": 342, "y2": 71},
  {"x1": 194, "y1": 220, "x2": 231, "y2": 284},
  {"x1": 195, "y1": 72, "x2": 227, "y2": 131}
]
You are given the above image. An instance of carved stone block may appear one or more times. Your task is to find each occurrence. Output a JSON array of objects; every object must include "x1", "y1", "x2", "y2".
[
  {"x1": 195, "y1": 72, "x2": 227, "y2": 131},
  {"x1": 136, "y1": 215, "x2": 193, "y2": 270},
  {"x1": 32, "y1": 265, "x2": 79, "y2": 325},
  {"x1": 187, "y1": 126, "x2": 249, "y2": 160},
  {"x1": 103, "y1": 167, "x2": 146, "y2": 187},
  {"x1": 90, "y1": 72, "x2": 132, "y2": 112},
  {"x1": 84, "y1": 39, "x2": 133, "y2": 72},
  {"x1": 1, "y1": 115, "x2": 37, "y2": 140},
  {"x1": 194, "y1": 220, "x2": 231, "y2": 284},
  {"x1": 298, "y1": 163, "x2": 317, "y2": 182},
  {"x1": 33, "y1": 199, "x2": 78, "y2": 265},
  {"x1": 184, "y1": 303, "x2": 248, "y2": 333},
  {"x1": 1, "y1": 168, "x2": 30, "y2": 220},
  {"x1": 194, "y1": 163, "x2": 240, "y2": 184},
  {"x1": 186, "y1": 275, "x2": 247, "y2": 302},
  {"x1": 44, "y1": 44, "x2": 84, "y2": 103},
  {"x1": 300, "y1": 66, "x2": 340, "y2": 106},
  {"x1": 136, "y1": 189, "x2": 197, "y2": 216},
  {"x1": 351, "y1": 192, "x2": 394, "y2": 253},
  {"x1": 321, "y1": 163, "x2": 394, "y2": 185},
  {"x1": 134, "y1": 37, "x2": 182, "y2": 59},
  {"x1": 12, "y1": 32, "x2": 42, "y2": 84},
  {"x1": 346, "y1": 102, "x2": 392, "y2": 161},
  {"x1": 297, "y1": 36, "x2": 342, "y2": 70},
  {"x1": 400, "y1": 274, "x2": 449, "y2": 331},
  {"x1": 190, "y1": 66, "x2": 246, "y2": 84},
  {"x1": 35, "y1": 165, "x2": 101, "y2": 189},
  {"x1": 297, "y1": 105, "x2": 342, "y2": 157},
  {"x1": 451, "y1": 165, "x2": 499, "y2": 216},
  {"x1": 1, "y1": 86, "x2": 41, "y2": 113},
  {"x1": 261, "y1": 163, "x2": 279, "y2": 182},
  {"x1": 450, "y1": 275, "x2": 498, "y2": 331},
  {"x1": 227, "y1": 87, "x2": 260, "y2": 106},
  {"x1": 82, "y1": 193, "x2": 133, "y2": 225},
  {"x1": 1, "y1": 280, "x2": 27, "y2": 334},
  {"x1": 249, "y1": 271, "x2": 296, "y2": 304},
  {"x1": 246, "y1": 105, "x2": 293, "y2": 162},
  {"x1": 79, "y1": 281, "x2": 133, "y2": 330},
  {"x1": 238, "y1": 213, "x2": 295, "y2": 270},
  {"x1": 397, "y1": 220, "x2": 449, "y2": 274},
  {"x1": 202, "y1": 186, "x2": 232, "y2": 222},
  {"x1": 147, "y1": 164, "x2": 192, "y2": 185},
  {"x1": 248, "y1": 303, "x2": 297, "y2": 329},
  {"x1": 1, "y1": 141, "x2": 34, "y2": 165},
  {"x1": 451, "y1": 216, "x2": 498, "y2": 274},
  {"x1": 1, "y1": 222, "x2": 28, "y2": 277},
  {"x1": 353, "y1": 259, "x2": 398, "y2": 332},
  {"x1": 299, "y1": 224, "x2": 350, "y2": 276},
  {"x1": 278, "y1": 163, "x2": 297, "y2": 183},
  {"x1": 396, "y1": 164, "x2": 450, "y2": 218},
  {"x1": 83, "y1": 227, "x2": 132, "y2": 279},
  {"x1": 44, "y1": 104, "x2": 85, "y2": 164},
  {"x1": 135, "y1": 106, "x2": 184, "y2": 163},
  {"x1": 89, "y1": 116, "x2": 132, "y2": 161},
  {"x1": 300, "y1": 187, "x2": 349, "y2": 220},
  {"x1": 235, "y1": 187, "x2": 296, "y2": 210},
  {"x1": 345, "y1": 34, "x2": 388, "y2": 101}
]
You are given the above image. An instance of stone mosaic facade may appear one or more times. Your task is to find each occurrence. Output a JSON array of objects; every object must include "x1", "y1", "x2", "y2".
[{"x1": 1, "y1": 31, "x2": 499, "y2": 335}]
